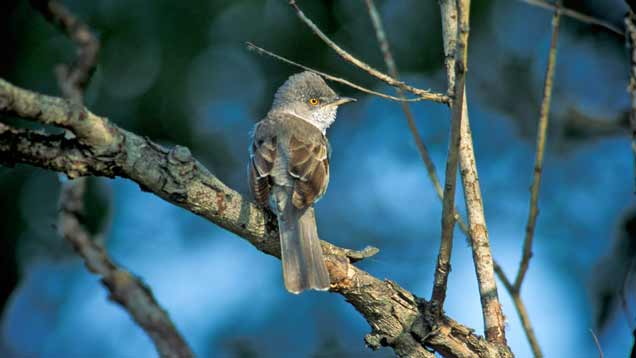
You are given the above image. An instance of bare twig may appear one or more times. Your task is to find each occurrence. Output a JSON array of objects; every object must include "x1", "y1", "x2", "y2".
[
  {"x1": 496, "y1": 4, "x2": 562, "y2": 357},
  {"x1": 0, "y1": 77, "x2": 517, "y2": 358},
  {"x1": 287, "y1": 0, "x2": 448, "y2": 104},
  {"x1": 515, "y1": 2, "x2": 561, "y2": 292},
  {"x1": 434, "y1": 0, "x2": 464, "y2": 314},
  {"x1": 589, "y1": 329, "x2": 604, "y2": 358},
  {"x1": 517, "y1": 0, "x2": 623, "y2": 36},
  {"x1": 246, "y1": 42, "x2": 440, "y2": 102},
  {"x1": 626, "y1": 10, "x2": 636, "y2": 195},
  {"x1": 439, "y1": 0, "x2": 508, "y2": 345},
  {"x1": 29, "y1": 0, "x2": 99, "y2": 103},
  {"x1": 494, "y1": 263, "x2": 543, "y2": 357},
  {"x1": 58, "y1": 179, "x2": 193, "y2": 357},
  {"x1": 361, "y1": 0, "x2": 454, "y2": 311}
]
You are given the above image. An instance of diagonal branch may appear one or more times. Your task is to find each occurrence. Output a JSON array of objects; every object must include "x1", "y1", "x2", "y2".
[
  {"x1": 0, "y1": 77, "x2": 515, "y2": 358},
  {"x1": 517, "y1": 0, "x2": 623, "y2": 36},
  {"x1": 57, "y1": 177, "x2": 193, "y2": 357},
  {"x1": 287, "y1": 0, "x2": 448, "y2": 104},
  {"x1": 246, "y1": 42, "x2": 440, "y2": 102}
]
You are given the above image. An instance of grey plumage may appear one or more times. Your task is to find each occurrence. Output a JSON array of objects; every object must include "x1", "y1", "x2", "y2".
[{"x1": 248, "y1": 71, "x2": 354, "y2": 293}]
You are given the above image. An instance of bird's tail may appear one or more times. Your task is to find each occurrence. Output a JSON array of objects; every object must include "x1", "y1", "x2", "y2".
[{"x1": 278, "y1": 206, "x2": 330, "y2": 294}]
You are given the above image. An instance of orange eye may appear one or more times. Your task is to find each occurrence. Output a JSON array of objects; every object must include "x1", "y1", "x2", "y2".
[{"x1": 308, "y1": 98, "x2": 320, "y2": 106}]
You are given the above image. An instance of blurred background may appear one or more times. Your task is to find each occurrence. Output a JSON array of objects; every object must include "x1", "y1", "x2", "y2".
[{"x1": 0, "y1": 0, "x2": 634, "y2": 357}]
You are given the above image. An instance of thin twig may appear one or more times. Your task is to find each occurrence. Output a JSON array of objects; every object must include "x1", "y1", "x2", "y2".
[
  {"x1": 515, "y1": 3, "x2": 561, "y2": 292},
  {"x1": 287, "y1": 0, "x2": 448, "y2": 104},
  {"x1": 589, "y1": 329, "x2": 604, "y2": 358},
  {"x1": 494, "y1": 263, "x2": 543, "y2": 357},
  {"x1": 366, "y1": 0, "x2": 459, "y2": 315},
  {"x1": 626, "y1": 10, "x2": 636, "y2": 195},
  {"x1": 29, "y1": 0, "x2": 99, "y2": 103},
  {"x1": 246, "y1": 42, "x2": 444, "y2": 103},
  {"x1": 439, "y1": 0, "x2": 509, "y2": 345},
  {"x1": 518, "y1": 0, "x2": 623, "y2": 36},
  {"x1": 58, "y1": 180, "x2": 193, "y2": 357}
]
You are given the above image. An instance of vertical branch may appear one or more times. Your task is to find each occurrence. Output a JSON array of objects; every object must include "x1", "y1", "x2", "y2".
[
  {"x1": 31, "y1": 2, "x2": 194, "y2": 357},
  {"x1": 363, "y1": 0, "x2": 454, "y2": 311},
  {"x1": 432, "y1": 0, "x2": 464, "y2": 313},
  {"x1": 440, "y1": 0, "x2": 508, "y2": 345},
  {"x1": 515, "y1": 6, "x2": 561, "y2": 291},
  {"x1": 497, "y1": 5, "x2": 561, "y2": 358},
  {"x1": 626, "y1": 9, "x2": 636, "y2": 195}
]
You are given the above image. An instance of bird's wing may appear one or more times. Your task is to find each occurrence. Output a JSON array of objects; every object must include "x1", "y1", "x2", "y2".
[
  {"x1": 248, "y1": 122, "x2": 277, "y2": 206},
  {"x1": 287, "y1": 132, "x2": 330, "y2": 209}
]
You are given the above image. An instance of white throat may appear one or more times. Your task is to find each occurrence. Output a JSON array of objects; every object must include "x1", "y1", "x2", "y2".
[{"x1": 276, "y1": 107, "x2": 337, "y2": 134}]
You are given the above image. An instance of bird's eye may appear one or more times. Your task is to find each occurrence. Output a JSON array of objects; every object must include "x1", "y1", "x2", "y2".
[{"x1": 308, "y1": 98, "x2": 320, "y2": 106}]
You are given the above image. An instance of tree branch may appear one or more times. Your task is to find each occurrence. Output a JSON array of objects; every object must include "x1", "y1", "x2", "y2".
[
  {"x1": 517, "y1": 0, "x2": 623, "y2": 36},
  {"x1": 0, "y1": 77, "x2": 515, "y2": 358},
  {"x1": 515, "y1": 2, "x2": 561, "y2": 293},
  {"x1": 361, "y1": 0, "x2": 455, "y2": 313},
  {"x1": 56, "y1": 176, "x2": 194, "y2": 357},
  {"x1": 494, "y1": 263, "x2": 542, "y2": 358},
  {"x1": 29, "y1": 0, "x2": 99, "y2": 103},
  {"x1": 26, "y1": 2, "x2": 195, "y2": 357},
  {"x1": 246, "y1": 42, "x2": 438, "y2": 103},
  {"x1": 287, "y1": 0, "x2": 448, "y2": 104},
  {"x1": 439, "y1": 0, "x2": 509, "y2": 346}
]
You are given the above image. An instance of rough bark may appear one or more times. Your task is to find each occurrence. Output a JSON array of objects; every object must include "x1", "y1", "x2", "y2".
[{"x1": 0, "y1": 77, "x2": 514, "y2": 358}]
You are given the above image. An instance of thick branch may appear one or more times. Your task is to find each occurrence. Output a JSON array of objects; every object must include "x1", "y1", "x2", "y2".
[{"x1": 0, "y1": 78, "x2": 514, "y2": 358}]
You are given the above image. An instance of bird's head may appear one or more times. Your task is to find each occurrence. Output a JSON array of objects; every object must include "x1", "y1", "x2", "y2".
[{"x1": 271, "y1": 71, "x2": 355, "y2": 132}]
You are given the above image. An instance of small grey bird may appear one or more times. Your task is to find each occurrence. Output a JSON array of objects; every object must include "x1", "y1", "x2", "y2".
[{"x1": 248, "y1": 71, "x2": 355, "y2": 294}]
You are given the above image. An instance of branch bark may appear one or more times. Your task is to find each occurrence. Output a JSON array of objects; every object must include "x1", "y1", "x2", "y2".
[
  {"x1": 515, "y1": 5, "x2": 560, "y2": 292},
  {"x1": 439, "y1": 0, "x2": 509, "y2": 346},
  {"x1": 0, "y1": 77, "x2": 515, "y2": 358}
]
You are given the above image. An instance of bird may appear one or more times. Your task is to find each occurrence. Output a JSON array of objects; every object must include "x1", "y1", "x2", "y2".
[{"x1": 248, "y1": 71, "x2": 355, "y2": 294}]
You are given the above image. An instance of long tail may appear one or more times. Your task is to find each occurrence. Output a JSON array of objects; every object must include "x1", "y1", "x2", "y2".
[{"x1": 278, "y1": 206, "x2": 330, "y2": 294}]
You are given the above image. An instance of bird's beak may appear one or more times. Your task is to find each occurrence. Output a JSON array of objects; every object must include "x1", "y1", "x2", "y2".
[{"x1": 329, "y1": 96, "x2": 356, "y2": 106}]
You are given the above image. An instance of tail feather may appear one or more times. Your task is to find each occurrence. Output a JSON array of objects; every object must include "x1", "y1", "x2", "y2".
[{"x1": 279, "y1": 206, "x2": 330, "y2": 294}]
